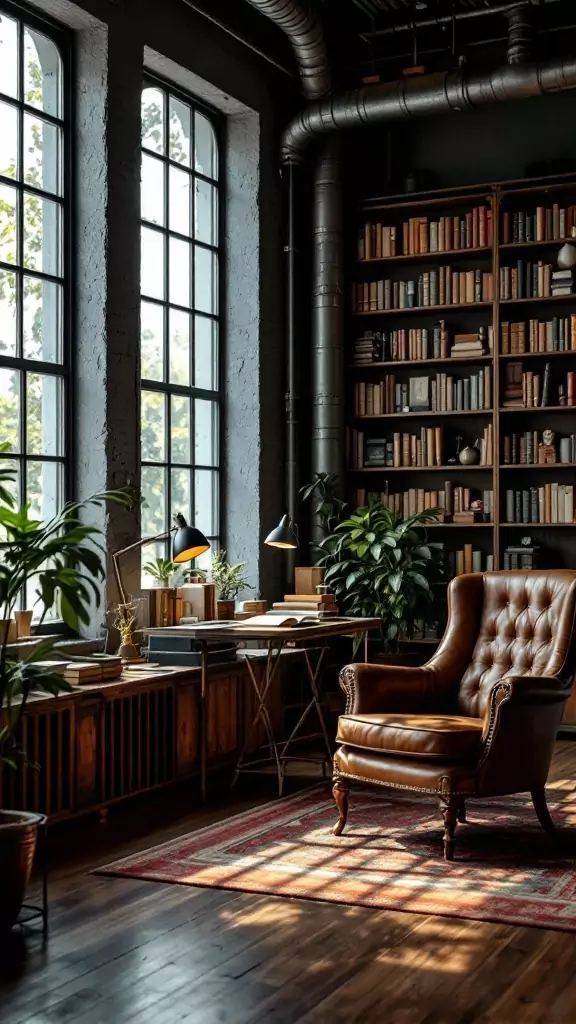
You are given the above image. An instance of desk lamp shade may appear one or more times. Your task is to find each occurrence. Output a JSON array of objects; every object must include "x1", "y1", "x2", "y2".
[
  {"x1": 172, "y1": 514, "x2": 210, "y2": 562},
  {"x1": 264, "y1": 514, "x2": 298, "y2": 549}
]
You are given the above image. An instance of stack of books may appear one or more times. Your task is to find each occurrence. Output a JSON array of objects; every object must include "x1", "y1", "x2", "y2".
[
  {"x1": 551, "y1": 269, "x2": 575, "y2": 296},
  {"x1": 353, "y1": 332, "x2": 383, "y2": 364},
  {"x1": 450, "y1": 330, "x2": 486, "y2": 359},
  {"x1": 503, "y1": 544, "x2": 540, "y2": 570},
  {"x1": 64, "y1": 662, "x2": 108, "y2": 686},
  {"x1": 89, "y1": 655, "x2": 123, "y2": 681},
  {"x1": 271, "y1": 593, "x2": 338, "y2": 618}
]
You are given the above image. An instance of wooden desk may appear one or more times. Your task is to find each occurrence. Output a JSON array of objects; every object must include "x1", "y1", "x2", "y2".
[{"x1": 174, "y1": 619, "x2": 382, "y2": 798}]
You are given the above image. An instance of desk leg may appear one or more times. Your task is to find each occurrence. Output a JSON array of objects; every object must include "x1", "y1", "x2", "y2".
[
  {"x1": 200, "y1": 642, "x2": 208, "y2": 802},
  {"x1": 280, "y1": 644, "x2": 332, "y2": 774},
  {"x1": 234, "y1": 641, "x2": 285, "y2": 796}
]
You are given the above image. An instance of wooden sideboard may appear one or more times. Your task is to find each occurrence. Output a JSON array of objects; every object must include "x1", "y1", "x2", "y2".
[{"x1": 0, "y1": 659, "x2": 298, "y2": 821}]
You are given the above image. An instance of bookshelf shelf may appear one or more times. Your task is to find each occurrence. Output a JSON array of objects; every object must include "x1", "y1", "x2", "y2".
[
  {"x1": 349, "y1": 465, "x2": 493, "y2": 473},
  {"x1": 502, "y1": 463, "x2": 576, "y2": 470},
  {"x1": 500, "y1": 295, "x2": 576, "y2": 307},
  {"x1": 351, "y1": 409, "x2": 493, "y2": 421},
  {"x1": 500, "y1": 350, "x2": 576, "y2": 360},
  {"x1": 353, "y1": 301, "x2": 492, "y2": 318},
  {"x1": 502, "y1": 522, "x2": 576, "y2": 528},
  {"x1": 499, "y1": 405, "x2": 576, "y2": 413},
  {"x1": 350, "y1": 172, "x2": 576, "y2": 577},
  {"x1": 357, "y1": 246, "x2": 492, "y2": 266},
  {"x1": 349, "y1": 356, "x2": 492, "y2": 369},
  {"x1": 499, "y1": 238, "x2": 575, "y2": 251}
]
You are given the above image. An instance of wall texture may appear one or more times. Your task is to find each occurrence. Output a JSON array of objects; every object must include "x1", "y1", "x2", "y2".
[{"x1": 23, "y1": 0, "x2": 294, "y2": 628}]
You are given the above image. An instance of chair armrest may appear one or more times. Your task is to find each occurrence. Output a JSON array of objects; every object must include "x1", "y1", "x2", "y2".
[
  {"x1": 477, "y1": 675, "x2": 572, "y2": 786},
  {"x1": 339, "y1": 662, "x2": 436, "y2": 715}
]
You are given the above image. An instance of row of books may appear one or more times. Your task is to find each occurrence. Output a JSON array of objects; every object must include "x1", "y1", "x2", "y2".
[
  {"x1": 503, "y1": 361, "x2": 576, "y2": 407},
  {"x1": 503, "y1": 432, "x2": 576, "y2": 465},
  {"x1": 353, "y1": 325, "x2": 492, "y2": 364},
  {"x1": 353, "y1": 368, "x2": 491, "y2": 416},
  {"x1": 380, "y1": 486, "x2": 493, "y2": 518},
  {"x1": 359, "y1": 427, "x2": 444, "y2": 468},
  {"x1": 505, "y1": 486, "x2": 575, "y2": 524},
  {"x1": 501, "y1": 316, "x2": 576, "y2": 354},
  {"x1": 450, "y1": 548, "x2": 494, "y2": 576},
  {"x1": 499, "y1": 263, "x2": 575, "y2": 300},
  {"x1": 352, "y1": 268, "x2": 494, "y2": 313},
  {"x1": 358, "y1": 207, "x2": 494, "y2": 260},
  {"x1": 502, "y1": 205, "x2": 576, "y2": 244}
]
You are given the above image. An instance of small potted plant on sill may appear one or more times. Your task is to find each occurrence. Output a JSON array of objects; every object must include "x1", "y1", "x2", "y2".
[
  {"x1": 142, "y1": 557, "x2": 178, "y2": 588},
  {"x1": 142, "y1": 557, "x2": 180, "y2": 629},
  {"x1": 210, "y1": 551, "x2": 253, "y2": 620},
  {"x1": 0, "y1": 444, "x2": 129, "y2": 932}
]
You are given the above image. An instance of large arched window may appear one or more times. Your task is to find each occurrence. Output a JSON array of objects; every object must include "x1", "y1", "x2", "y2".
[
  {"x1": 0, "y1": 1, "x2": 70, "y2": 609},
  {"x1": 140, "y1": 77, "x2": 221, "y2": 578}
]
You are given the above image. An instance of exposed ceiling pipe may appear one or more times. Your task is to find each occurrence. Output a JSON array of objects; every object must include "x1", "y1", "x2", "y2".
[
  {"x1": 361, "y1": 0, "x2": 562, "y2": 40},
  {"x1": 507, "y1": 4, "x2": 536, "y2": 64},
  {"x1": 243, "y1": 0, "x2": 331, "y2": 99},
  {"x1": 281, "y1": 52, "x2": 576, "y2": 163},
  {"x1": 180, "y1": 0, "x2": 295, "y2": 79}
]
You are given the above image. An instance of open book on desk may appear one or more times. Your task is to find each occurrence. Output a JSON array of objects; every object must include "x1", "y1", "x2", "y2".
[{"x1": 238, "y1": 613, "x2": 354, "y2": 628}]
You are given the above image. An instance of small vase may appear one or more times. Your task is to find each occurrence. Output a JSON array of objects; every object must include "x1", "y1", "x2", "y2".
[
  {"x1": 217, "y1": 600, "x2": 235, "y2": 621},
  {"x1": 459, "y1": 445, "x2": 480, "y2": 466}
]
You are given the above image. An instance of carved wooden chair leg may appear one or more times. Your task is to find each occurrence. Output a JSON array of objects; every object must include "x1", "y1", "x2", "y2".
[
  {"x1": 438, "y1": 795, "x2": 459, "y2": 861},
  {"x1": 332, "y1": 778, "x2": 350, "y2": 836},
  {"x1": 457, "y1": 800, "x2": 467, "y2": 824},
  {"x1": 531, "y1": 788, "x2": 556, "y2": 837}
]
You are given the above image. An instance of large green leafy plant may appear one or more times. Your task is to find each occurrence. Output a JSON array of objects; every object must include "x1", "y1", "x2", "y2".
[
  {"x1": 0, "y1": 446, "x2": 129, "y2": 769},
  {"x1": 315, "y1": 502, "x2": 444, "y2": 647},
  {"x1": 210, "y1": 551, "x2": 253, "y2": 601},
  {"x1": 299, "y1": 473, "x2": 348, "y2": 538}
]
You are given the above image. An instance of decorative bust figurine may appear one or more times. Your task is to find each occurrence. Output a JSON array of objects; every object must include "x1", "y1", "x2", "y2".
[{"x1": 543, "y1": 429, "x2": 555, "y2": 445}]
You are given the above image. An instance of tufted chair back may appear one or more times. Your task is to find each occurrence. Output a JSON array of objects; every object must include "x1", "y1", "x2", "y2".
[{"x1": 456, "y1": 571, "x2": 576, "y2": 718}]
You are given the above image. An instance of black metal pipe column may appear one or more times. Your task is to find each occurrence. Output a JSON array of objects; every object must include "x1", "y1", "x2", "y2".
[
  {"x1": 312, "y1": 138, "x2": 344, "y2": 531},
  {"x1": 285, "y1": 160, "x2": 299, "y2": 577}
]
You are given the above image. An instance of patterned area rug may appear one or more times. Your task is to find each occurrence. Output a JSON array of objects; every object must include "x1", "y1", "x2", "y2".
[{"x1": 97, "y1": 780, "x2": 576, "y2": 931}]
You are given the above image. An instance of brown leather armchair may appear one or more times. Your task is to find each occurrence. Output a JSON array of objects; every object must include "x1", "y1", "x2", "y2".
[{"x1": 333, "y1": 570, "x2": 576, "y2": 860}]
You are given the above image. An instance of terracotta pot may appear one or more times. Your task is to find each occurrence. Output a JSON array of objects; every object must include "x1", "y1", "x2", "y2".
[
  {"x1": 217, "y1": 600, "x2": 235, "y2": 621},
  {"x1": 0, "y1": 810, "x2": 45, "y2": 933}
]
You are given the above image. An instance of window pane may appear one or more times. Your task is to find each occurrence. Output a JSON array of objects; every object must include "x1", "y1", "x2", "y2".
[
  {"x1": 0, "y1": 367, "x2": 20, "y2": 450},
  {"x1": 169, "y1": 237, "x2": 191, "y2": 307},
  {"x1": 141, "y1": 300, "x2": 165, "y2": 381},
  {"x1": 26, "y1": 461, "x2": 63, "y2": 543},
  {"x1": 171, "y1": 395, "x2": 191, "y2": 464},
  {"x1": 169, "y1": 308, "x2": 190, "y2": 386},
  {"x1": 0, "y1": 270, "x2": 17, "y2": 357},
  {"x1": 141, "y1": 154, "x2": 165, "y2": 227},
  {"x1": 169, "y1": 165, "x2": 191, "y2": 236},
  {"x1": 169, "y1": 96, "x2": 191, "y2": 166},
  {"x1": 23, "y1": 276, "x2": 62, "y2": 362},
  {"x1": 0, "y1": 182, "x2": 18, "y2": 265},
  {"x1": 0, "y1": 100, "x2": 18, "y2": 179},
  {"x1": 0, "y1": 15, "x2": 18, "y2": 100},
  {"x1": 23, "y1": 193, "x2": 61, "y2": 276},
  {"x1": 195, "y1": 469, "x2": 218, "y2": 536},
  {"x1": 141, "y1": 227, "x2": 165, "y2": 301},
  {"x1": 26, "y1": 373, "x2": 64, "y2": 456},
  {"x1": 171, "y1": 467, "x2": 191, "y2": 520},
  {"x1": 195, "y1": 179, "x2": 217, "y2": 246},
  {"x1": 141, "y1": 390, "x2": 166, "y2": 462},
  {"x1": 141, "y1": 465, "x2": 167, "y2": 535},
  {"x1": 194, "y1": 246, "x2": 218, "y2": 314},
  {"x1": 24, "y1": 114, "x2": 62, "y2": 196},
  {"x1": 0, "y1": 458, "x2": 19, "y2": 511},
  {"x1": 24, "y1": 28, "x2": 62, "y2": 119},
  {"x1": 195, "y1": 399, "x2": 218, "y2": 466},
  {"x1": 194, "y1": 316, "x2": 218, "y2": 391},
  {"x1": 142, "y1": 86, "x2": 165, "y2": 155},
  {"x1": 195, "y1": 111, "x2": 218, "y2": 180}
]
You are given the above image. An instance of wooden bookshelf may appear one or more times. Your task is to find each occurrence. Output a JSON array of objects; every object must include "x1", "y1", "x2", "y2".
[{"x1": 348, "y1": 172, "x2": 576, "y2": 582}]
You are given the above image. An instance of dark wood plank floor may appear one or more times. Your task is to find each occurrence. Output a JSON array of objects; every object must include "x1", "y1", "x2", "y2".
[{"x1": 2, "y1": 744, "x2": 576, "y2": 1023}]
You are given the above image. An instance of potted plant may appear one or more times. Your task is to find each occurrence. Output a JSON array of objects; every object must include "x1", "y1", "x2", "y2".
[
  {"x1": 315, "y1": 501, "x2": 444, "y2": 653},
  {"x1": 142, "y1": 556, "x2": 177, "y2": 587},
  {"x1": 210, "y1": 550, "x2": 253, "y2": 620},
  {"x1": 0, "y1": 446, "x2": 128, "y2": 932}
]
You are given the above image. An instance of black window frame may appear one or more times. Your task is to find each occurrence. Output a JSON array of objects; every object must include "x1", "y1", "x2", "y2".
[
  {"x1": 140, "y1": 72, "x2": 224, "y2": 569},
  {"x1": 0, "y1": 0, "x2": 73, "y2": 614}
]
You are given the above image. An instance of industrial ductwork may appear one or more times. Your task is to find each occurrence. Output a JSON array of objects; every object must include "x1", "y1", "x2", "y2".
[
  {"x1": 243, "y1": 0, "x2": 331, "y2": 99},
  {"x1": 281, "y1": 53, "x2": 576, "y2": 163}
]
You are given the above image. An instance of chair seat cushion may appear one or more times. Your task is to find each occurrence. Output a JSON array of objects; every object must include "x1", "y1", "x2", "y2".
[{"x1": 336, "y1": 713, "x2": 484, "y2": 762}]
